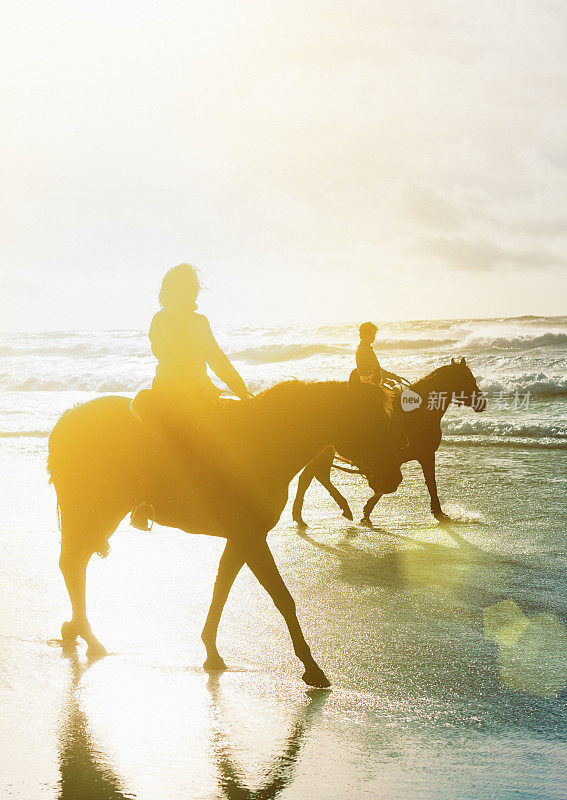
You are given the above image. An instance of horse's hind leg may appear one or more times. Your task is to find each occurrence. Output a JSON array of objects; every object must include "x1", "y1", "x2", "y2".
[
  {"x1": 292, "y1": 463, "x2": 316, "y2": 527},
  {"x1": 202, "y1": 540, "x2": 244, "y2": 670},
  {"x1": 312, "y1": 447, "x2": 352, "y2": 520},
  {"x1": 239, "y1": 537, "x2": 330, "y2": 688},
  {"x1": 293, "y1": 447, "x2": 335, "y2": 527},
  {"x1": 317, "y1": 475, "x2": 353, "y2": 520},
  {"x1": 59, "y1": 509, "x2": 109, "y2": 659},
  {"x1": 60, "y1": 544, "x2": 107, "y2": 658}
]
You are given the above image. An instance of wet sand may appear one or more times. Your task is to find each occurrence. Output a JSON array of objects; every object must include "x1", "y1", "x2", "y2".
[{"x1": 1, "y1": 438, "x2": 566, "y2": 799}]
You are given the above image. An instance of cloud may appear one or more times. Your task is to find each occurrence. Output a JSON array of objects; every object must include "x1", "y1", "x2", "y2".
[
  {"x1": 409, "y1": 234, "x2": 566, "y2": 272},
  {"x1": 1, "y1": 0, "x2": 567, "y2": 326}
]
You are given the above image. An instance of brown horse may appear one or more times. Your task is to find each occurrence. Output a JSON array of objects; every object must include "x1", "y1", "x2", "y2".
[
  {"x1": 48, "y1": 371, "x2": 401, "y2": 687},
  {"x1": 291, "y1": 359, "x2": 486, "y2": 527}
]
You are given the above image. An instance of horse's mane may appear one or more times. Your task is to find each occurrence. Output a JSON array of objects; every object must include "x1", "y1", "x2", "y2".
[
  {"x1": 252, "y1": 378, "x2": 307, "y2": 402},
  {"x1": 412, "y1": 362, "x2": 454, "y2": 387},
  {"x1": 416, "y1": 364, "x2": 446, "y2": 380},
  {"x1": 248, "y1": 377, "x2": 394, "y2": 416}
]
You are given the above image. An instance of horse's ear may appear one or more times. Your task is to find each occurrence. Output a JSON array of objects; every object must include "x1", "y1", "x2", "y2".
[
  {"x1": 460, "y1": 357, "x2": 466, "y2": 365},
  {"x1": 349, "y1": 369, "x2": 361, "y2": 389},
  {"x1": 451, "y1": 357, "x2": 456, "y2": 365}
]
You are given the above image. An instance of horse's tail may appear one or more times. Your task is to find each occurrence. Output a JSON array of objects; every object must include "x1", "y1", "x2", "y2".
[
  {"x1": 47, "y1": 407, "x2": 73, "y2": 486},
  {"x1": 48, "y1": 407, "x2": 77, "y2": 533}
]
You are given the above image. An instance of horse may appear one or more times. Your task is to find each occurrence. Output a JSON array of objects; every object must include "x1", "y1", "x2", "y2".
[
  {"x1": 47, "y1": 371, "x2": 402, "y2": 688},
  {"x1": 291, "y1": 358, "x2": 486, "y2": 527}
]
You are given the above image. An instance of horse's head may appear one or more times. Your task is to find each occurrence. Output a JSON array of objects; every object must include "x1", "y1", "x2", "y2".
[
  {"x1": 335, "y1": 371, "x2": 403, "y2": 495},
  {"x1": 448, "y1": 357, "x2": 486, "y2": 412}
]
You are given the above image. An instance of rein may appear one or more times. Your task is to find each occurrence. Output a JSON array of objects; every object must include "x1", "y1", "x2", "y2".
[{"x1": 332, "y1": 453, "x2": 363, "y2": 475}]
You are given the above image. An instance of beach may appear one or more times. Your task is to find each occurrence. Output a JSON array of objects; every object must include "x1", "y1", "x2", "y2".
[{"x1": 0, "y1": 316, "x2": 566, "y2": 799}]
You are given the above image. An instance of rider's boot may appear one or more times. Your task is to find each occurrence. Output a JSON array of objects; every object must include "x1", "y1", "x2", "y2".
[{"x1": 130, "y1": 502, "x2": 154, "y2": 531}]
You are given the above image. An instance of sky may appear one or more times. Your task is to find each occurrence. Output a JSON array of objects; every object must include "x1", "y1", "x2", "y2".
[{"x1": 1, "y1": 0, "x2": 566, "y2": 330}]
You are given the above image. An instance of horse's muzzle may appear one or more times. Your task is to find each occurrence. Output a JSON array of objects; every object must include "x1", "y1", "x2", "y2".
[{"x1": 368, "y1": 467, "x2": 402, "y2": 496}]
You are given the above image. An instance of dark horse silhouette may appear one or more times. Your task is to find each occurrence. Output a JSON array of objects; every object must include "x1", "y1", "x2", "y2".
[
  {"x1": 291, "y1": 359, "x2": 486, "y2": 527},
  {"x1": 48, "y1": 372, "x2": 402, "y2": 687}
]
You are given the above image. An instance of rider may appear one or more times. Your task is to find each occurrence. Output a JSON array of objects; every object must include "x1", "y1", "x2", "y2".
[
  {"x1": 130, "y1": 263, "x2": 252, "y2": 530},
  {"x1": 356, "y1": 321, "x2": 409, "y2": 453},
  {"x1": 356, "y1": 322, "x2": 405, "y2": 386}
]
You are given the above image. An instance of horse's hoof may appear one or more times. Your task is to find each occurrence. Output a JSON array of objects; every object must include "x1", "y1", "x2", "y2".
[
  {"x1": 61, "y1": 621, "x2": 78, "y2": 643},
  {"x1": 294, "y1": 519, "x2": 308, "y2": 530},
  {"x1": 342, "y1": 508, "x2": 354, "y2": 521},
  {"x1": 86, "y1": 641, "x2": 108, "y2": 660},
  {"x1": 302, "y1": 666, "x2": 331, "y2": 688},
  {"x1": 360, "y1": 517, "x2": 372, "y2": 527},
  {"x1": 204, "y1": 655, "x2": 228, "y2": 672},
  {"x1": 434, "y1": 511, "x2": 451, "y2": 523}
]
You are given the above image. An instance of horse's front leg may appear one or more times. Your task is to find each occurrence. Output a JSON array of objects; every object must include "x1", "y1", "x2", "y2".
[
  {"x1": 419, "y1": 452, "x2": 449, "y2": 521},
  {"x1": 202, "y1": 540, "x2": 244, "y2": 670},
  {"x1": 238, "y1": 537, "x2": 330, "y2": 688},
  {"x1": 361, "y1": 493, "x2": 381, "y2": 525}
]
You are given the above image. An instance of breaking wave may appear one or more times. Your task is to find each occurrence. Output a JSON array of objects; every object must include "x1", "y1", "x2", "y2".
[
  {"x1": 0, "y1": 430, "x2": 50, "y2": 438},
  {"x1": 478, "y1": 374, "x2": 567, "y2": 397},
  {"x1": 443, "y1": 417, "x2": 567, "y2": 440},
  {"x1": 227, "y1": 343, "x2": 348, "y2": 363},
  {"x1": 462, "y1": 331, "x2": 567, "y2": 351},
  {"x1": 443, "y1": 436, "x2": 567, "y2": 450},
  {"x1": 0, "y1": 374, "x2": 147, "y2": 392}
]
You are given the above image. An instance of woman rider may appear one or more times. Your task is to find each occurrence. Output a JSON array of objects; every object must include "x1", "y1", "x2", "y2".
[{"x1": 130, "y1": 263, "x2": 252, "y2": 529}]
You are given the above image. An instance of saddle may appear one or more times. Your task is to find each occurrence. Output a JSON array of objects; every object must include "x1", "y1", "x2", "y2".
[{"x1": 129, "y1": 388, "x2": 243, "y2": 531}]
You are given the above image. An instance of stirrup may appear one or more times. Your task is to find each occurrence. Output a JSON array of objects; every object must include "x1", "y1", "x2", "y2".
[{"x1": 130, "y1": 502, "x2": 155, "y2": 532}]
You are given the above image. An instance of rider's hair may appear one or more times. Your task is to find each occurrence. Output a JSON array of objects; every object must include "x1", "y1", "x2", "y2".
[
  {"x1": 159, "y1": 263, "x2": 201, "y2": 309},
  {"x1": 359, "y1": 321, "x2": 377, "y2": 340}
]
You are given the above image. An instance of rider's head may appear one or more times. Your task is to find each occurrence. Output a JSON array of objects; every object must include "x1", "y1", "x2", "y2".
[
  {"x1": 159, "y1": 263, "x2": 201, "y2": 310},
  {"x1": 359, "y1": 322, "x2": 377, "y2": 344}
]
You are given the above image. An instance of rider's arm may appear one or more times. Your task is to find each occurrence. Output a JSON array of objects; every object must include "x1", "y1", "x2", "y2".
[
  {"x1": 381, "y1": 368, "x2": 397, "y2": 382},
  {"x1": 202, "y1": 319, "x2": 252, "y2": 400},
  {"x1": 382, "y1": 369, "x2": 406, "y2": 384}
]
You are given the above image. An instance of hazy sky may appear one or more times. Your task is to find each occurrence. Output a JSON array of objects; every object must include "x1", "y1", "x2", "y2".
[{"x1": 2, "y1": 0, "x2": 566, "y2": 330}]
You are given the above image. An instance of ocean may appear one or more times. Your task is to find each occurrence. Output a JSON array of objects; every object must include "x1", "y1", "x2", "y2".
[
  {"x1": 0, "y1": 315, "x2": 566, "y2": 799},
  {"x1": 1, "y1": 315, "x2": 566, "y2": 447}
]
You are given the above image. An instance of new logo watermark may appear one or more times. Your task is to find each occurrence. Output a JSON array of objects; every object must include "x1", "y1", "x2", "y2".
[
  {"x1": 400, "y1": 387, "x2": 531, "y2": 411},
  {"x1": 400, "y1": 389, "x2": 532, "y2": 412},
  {"x1": 400, "y1": 387, "x2": 422, "y2": 411}
]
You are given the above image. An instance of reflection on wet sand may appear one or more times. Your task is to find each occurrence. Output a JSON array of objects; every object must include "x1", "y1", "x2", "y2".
[
  {"x1": 298, "y1": 524, "x2": 483, "y2": 591},
  {"x1": 57, "y1": 651, "x2": 329, "y2": 800},
  {"x1": 207, "y1": 676, "x2": 329, "y2": 800},
  {"x1": 298, "y1": 525, "x2": 567, "y2": 699},
  {"x1": 58, "y1": 650, "x2": 133, "y2": 799}
]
